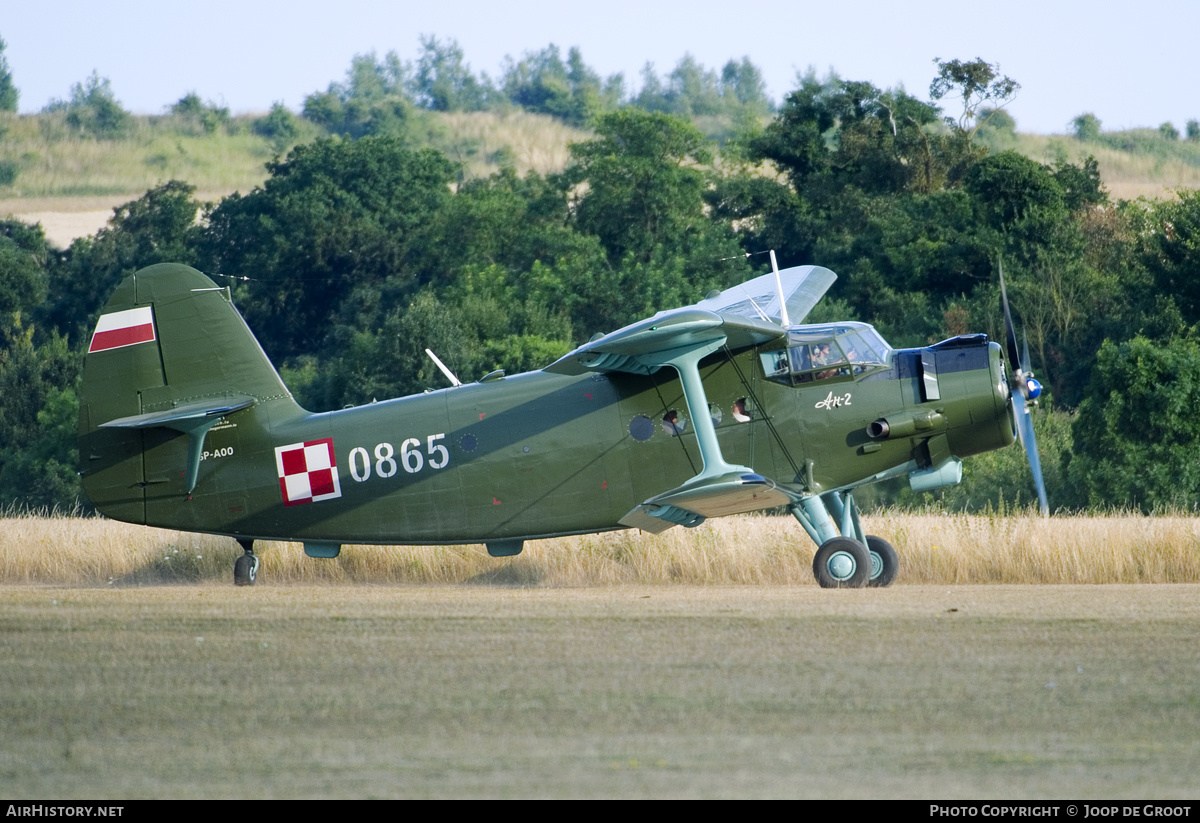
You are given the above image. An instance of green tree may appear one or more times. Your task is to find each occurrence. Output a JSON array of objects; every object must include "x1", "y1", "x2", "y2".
[
  {"x1": 500, "y1": 44, "x2": 617, "y2": 126},
  {"x1": 0, "y1": 219, "x2": 49, "y2": 340},
  {"x1": 0, "y1": 36, "x2": 18, "y2": 112},
  {"x1": 0, "y1": 326, "x2": 82, "y2": 511},
  {"x1": 565, "y1": 110, "x2": 716, "y2": 263},
  {"x1": 1187, "y1": 120, "x2": 1200, "y2": 141},
  {"x1": 254, "y1": 102, "x2": 300, "y2": 151},
  {"x1": 409, "y1": 35, "x2": 492, "y2": 112},
  {"x1": 746, "y1": 73, "x2": 950, "y2": 199},
  {"x1": 170, "y1": 92, "x2": 229, "y2": 134},
  {"x1": 1065, "y1": 336, "x2": 1200, "y2": 511},
  {"x1": 202, "y1": 137, "x2": 457, "y2": 360},
  {"x1": 59, "y1": 71, "x2": 131, "y2": 137},
  {"x1": 929, "y1": 57, "x2": 1019, "y2": 137},
  {"x1": 1137, "y1": 189, "x2": 1200, "y2": 326},
  {"x1": 1072, "y1": 112, "x2": 1102, "y2": 142},
  {"x1": 963, "y1": 151, "x2": 1066, "y2": 255},
  {"x1": 664, "y1": 54, "x2": 724, "y2": 117},
  {"x1": 720, "y1": 57, "x2": 771, "y2": 116},
  {"x1": 1159, "y1": 121, "x2": 1180, "y2": 140},
  {"x1": 305, "y1": 290, "x2": 474, "y2": 409},
  {"x1": 561, "y1": 110, "x2": 749, "y2": 335},
  {"x1": 974, "y1": 106, "x2": 1017, "y2": 149},
  {"x1": 303, "y1": 51, "x2": 415, "y2": 139}
]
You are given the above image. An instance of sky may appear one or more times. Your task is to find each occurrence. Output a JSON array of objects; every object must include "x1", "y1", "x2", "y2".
[{"x1": 3, "y1": 0, "x2": 1197, "y2": 135}]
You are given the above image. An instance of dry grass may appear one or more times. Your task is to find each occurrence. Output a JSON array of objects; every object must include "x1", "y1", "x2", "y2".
[
  {"x1": 435, "y1": 110, "x2": 588, "y2": 181},
  {"x1": 0, "y1": 113, "x2": 275, "y2": 200},
  {"x1": 1010, "y1": 132, "x2": 1200, "y2": 201},
  {"x1": 5, "y1": 511, "x2": 1199, "y2": 587}
]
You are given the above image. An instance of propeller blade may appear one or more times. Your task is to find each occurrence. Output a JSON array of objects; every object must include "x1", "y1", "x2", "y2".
[
  {"x1": 998, "y1": 258, "x2": 1022, "y2": 384},
  {"x1": 999, "y1": 257, "x2": 1048, "y2": 515},
  {"x1": 1012, "y1": 391, "x2": 1050, "y2": 516},
  {"x1": 1021, "y1": 331, "x2": 1032, "y2": 376}
]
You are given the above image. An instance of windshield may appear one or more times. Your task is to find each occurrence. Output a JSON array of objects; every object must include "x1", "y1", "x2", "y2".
[{"x1": 760, "y1": 323, "x2": 891, "y2": 384}]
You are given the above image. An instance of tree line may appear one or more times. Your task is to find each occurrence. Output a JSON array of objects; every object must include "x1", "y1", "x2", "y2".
[{"x1": 2, "y1": 54, "x2": 1200, "y2": 513}]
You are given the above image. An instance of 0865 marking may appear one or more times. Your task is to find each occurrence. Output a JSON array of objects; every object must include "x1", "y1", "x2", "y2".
[{"x1": 348, "y1": 434, "x2": 449, "y2": 482}]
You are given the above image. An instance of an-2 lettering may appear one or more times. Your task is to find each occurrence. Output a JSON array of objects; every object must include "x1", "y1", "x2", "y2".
[{"x1": 814, "y1": 391, "x2": 852, "y2": 410}]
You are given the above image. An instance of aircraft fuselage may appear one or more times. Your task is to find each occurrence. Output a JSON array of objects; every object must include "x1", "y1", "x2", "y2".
[{"x1": 118, "y1": 336, "x2": 1013, "y2": 546}]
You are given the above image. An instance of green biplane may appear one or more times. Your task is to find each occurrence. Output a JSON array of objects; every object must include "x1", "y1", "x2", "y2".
[{"x1": 78, "y1": 260, "x2": 1046, "y2": 587}]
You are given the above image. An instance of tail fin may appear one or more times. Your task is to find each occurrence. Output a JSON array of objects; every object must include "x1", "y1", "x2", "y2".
[{"x1": 79, "y1": 263, "x2": 302, "y2": 523}]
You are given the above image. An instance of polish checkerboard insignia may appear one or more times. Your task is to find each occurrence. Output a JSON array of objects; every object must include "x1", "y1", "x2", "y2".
[{"x1": 275, "y1": 438, "x2": 342, "y2": 506}]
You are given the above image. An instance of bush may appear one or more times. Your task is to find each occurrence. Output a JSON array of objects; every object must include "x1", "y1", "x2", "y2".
[
  {"x1": 1072, "y1": 112, "x2": 1101, "y2": 142},
  {"x1": 59, "y1": 72, "x2": 131, "y2": 138},
  {"x1": 254, "y1": 102, "x2": 300, "y2": 150},
  {"x1": 1065, "y1": 336, "x2": 1200, "y2": 511},
  {"x1": 169, "y1": 92, "x2": 229, "y2": 134}
]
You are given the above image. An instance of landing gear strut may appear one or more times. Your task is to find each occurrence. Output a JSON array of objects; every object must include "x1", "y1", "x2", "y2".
[
  {"x1": 791, "y1": 490, "x2": 899, "y2": 588},
  {"x1": 234, "y1": 538, "x2": 258, "y2": 586}
]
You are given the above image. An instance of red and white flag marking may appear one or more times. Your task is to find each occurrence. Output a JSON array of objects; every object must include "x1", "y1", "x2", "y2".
[
  {"x1": 88, "y1": 306, "x2": 157, "y2": 353},
  {"x1": 275, "y1": 438, "x2": 342, "y2": 506}
]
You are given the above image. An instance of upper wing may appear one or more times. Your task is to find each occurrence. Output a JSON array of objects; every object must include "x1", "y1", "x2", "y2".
[
  {"x1": 693, "y1": 264, "x2": 837, "y2": 326},
  {"x1": 545, "y1": 264, "x2": 837, "y2": 376}
]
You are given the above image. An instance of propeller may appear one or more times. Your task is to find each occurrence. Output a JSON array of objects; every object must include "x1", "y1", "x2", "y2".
[{"x1": 998, "y1": 259, "x2": 1049, "y2": 516}]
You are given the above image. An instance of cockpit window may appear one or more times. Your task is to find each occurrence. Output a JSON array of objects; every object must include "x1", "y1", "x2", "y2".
[{"x1": 760, "y1": 323, "x2": 891, "y2": 385}]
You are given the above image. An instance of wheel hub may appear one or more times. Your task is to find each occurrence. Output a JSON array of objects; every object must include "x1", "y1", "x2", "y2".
[{"x1": 827, "y1": 551, "x2": 857, "y2": 580}]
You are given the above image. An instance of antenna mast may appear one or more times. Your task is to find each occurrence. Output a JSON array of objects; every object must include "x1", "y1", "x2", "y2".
[{"x1": 770, "y1": 250, "x2": 791, "y2": 327}]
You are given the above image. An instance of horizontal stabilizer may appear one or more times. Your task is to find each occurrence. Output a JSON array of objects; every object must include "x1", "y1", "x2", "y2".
[
  {"x1": 99, "y1": 395, "x2": 257, "y2": 431},
  {"x1": 100, "y1": 395, "x2": 256, "y2": 494}
]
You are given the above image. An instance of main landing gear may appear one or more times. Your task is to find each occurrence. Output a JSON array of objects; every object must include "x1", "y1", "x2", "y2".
[
  {"x1": 791, "y1": 490, "x2": 900, "y2": 588},
  {"x1": 234, "y1": 538, "x2": 259, "y2": 586}
]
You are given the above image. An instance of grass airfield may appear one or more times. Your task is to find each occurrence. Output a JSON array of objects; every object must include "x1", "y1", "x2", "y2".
[{"x1": 4, "y1": 582, "x2": 1200, "y2": 799}]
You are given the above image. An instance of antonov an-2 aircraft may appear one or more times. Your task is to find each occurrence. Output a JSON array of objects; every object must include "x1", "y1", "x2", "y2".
[{"x1": 78, "y1": 260, "x2": 1046, "y2": 587}]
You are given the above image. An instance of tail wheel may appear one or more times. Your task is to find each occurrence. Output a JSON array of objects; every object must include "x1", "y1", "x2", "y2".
[
  {"x1": 865, "y1": 535, "x2": 899, "y2": 588},
  {"x1": 813, "y1": 536, "x2": 871, "y2": 588}
]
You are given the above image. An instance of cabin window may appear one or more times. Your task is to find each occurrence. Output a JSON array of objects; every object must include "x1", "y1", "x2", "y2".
[
  {"x1": 662, "y1": 410, "x2": 687, "y2": 436},
  {"x1": 759, "y1": 323, "x2": 891, "y2": 385},
  {"x1": 629, "y1": 415, "x2": 654, "y2": 441}
]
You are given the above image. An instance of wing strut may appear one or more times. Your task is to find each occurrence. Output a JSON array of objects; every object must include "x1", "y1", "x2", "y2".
[
  {"x1": 667, "y1": 339, "x2": 746, "y2": 481},
  {"x1": 618, "y1": 338, "x2": 791, "y2": 532}
]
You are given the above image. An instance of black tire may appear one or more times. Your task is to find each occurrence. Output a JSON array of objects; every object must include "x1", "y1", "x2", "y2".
[
  {"x1": 234, "y1": 553, "x2": 258, "y2": 587},
  {"x1": 813, "y1": 536, "x2": 871, "y2": 588},
  {"x1": 865, "y1": 535, "x2": 899, "y2": 588}
]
